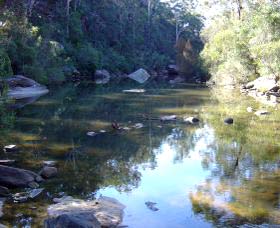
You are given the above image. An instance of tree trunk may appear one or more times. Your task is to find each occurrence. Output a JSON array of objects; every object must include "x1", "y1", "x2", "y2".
[{"x1": 66, "y1": 0, "x2": 72, "y2": 37}]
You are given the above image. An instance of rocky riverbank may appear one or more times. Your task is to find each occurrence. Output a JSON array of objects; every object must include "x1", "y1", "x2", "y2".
[{"x1": 241, "y1": 75, "x2": 280, "y2": 106}]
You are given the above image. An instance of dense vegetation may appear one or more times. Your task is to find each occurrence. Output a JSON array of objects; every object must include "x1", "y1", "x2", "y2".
[
  {"x1": 0, "y1": 0, "x2": 203, "y2": 84},
  {"x1": 201, "y1": 0, "x2": 280, "y2": 86}
]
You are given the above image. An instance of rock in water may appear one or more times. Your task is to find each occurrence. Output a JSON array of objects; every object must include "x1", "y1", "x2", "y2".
[
  {"x1": 145, "y1": 201, "x2": 159, "y2": 211},
  {"x1": 247, "y1": 107, "x2": 254, "y2": 113},
  {"x1": 94, "y1": 70, "x2": 110, "y2": 84},
  {"x1": 224, "y1": 118, "x2": 234, "y2": 124},
  {"x1": 39, "y1": 167, "x2": 58, "y2": 179},
  {"x1": 44, "y1": 213, "x2": 101, "y2": 228},
  {"x1": 122, "y1": 89, "x2": 145, "y2": 93},
  {"x1": 5, "y1": 75, "x2": 49, "y2": 100},
  {"x1": 3, "y1": 145, "x2": 18, "y2": 153},
  {"x1": 166, "y1": 64, "x2": 179, "y2": 75},
  {"x1": 184, "y1": 117, "x2": 199, "y2": 124},
  {"x1": 0, "y1": 160, "x2": 16, "y2": 165},
  {"x1": 160, "y1": 115, "x2": 177, "y2": 121},
  {"x1": 46, "y1": 196, "x2": 125, "y2": 227},
  {"x1": 255, "y1": 110, "x2": 270, "y2": 116},
  {"x1": 128, "y1": 68, "x2": 150, "y2": 83},
  {"x1": 43, "y1": 161, "x2": 57, "y2": 167},
  {"x1": 0, "y1": 165, "x2": 41, "y2": 188}
]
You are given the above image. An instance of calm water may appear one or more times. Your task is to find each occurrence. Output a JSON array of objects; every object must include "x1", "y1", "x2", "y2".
[{"x1": 1, "y1": 83, "x2": 280, "y2": 227}]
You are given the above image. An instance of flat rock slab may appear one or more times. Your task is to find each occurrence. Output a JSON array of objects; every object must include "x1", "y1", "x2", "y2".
[
  {"x1": 47, "y1": 196, "x2": 125, "y2": 227},
  {"x1": 123, "y1": 89, "x2": 145, "y2": 93},
  {"x1": 0, "y1": 165, "x2": 40, "y2": 188},
  {"x1": 128, "y1": 68, "x2": 150, "y2": 84}
]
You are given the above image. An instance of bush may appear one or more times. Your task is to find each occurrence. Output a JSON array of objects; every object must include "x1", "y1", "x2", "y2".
[{"x1": 0, "y1": 49, "x2": 13, "y2": 78}]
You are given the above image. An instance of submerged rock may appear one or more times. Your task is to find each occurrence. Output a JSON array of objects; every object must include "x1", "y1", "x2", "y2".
[
  {"x1": 0, "y1": 165, "x2": 41, "y2": 188},
  {"x1": 224, "y1": 118, "x2": 234, "y2": 124},
  {"x1": 39, "y1": 167, "x2": 58, "y2": 179},
  {"x1": 44, "y1": 213, "x2": 101, "y2": 228},
  {"x1": 145, "y1": 201, "x2": 159, "y2": 211},
  {"x1": 160, "y1": 115, "x2": 177, "y2": 121},
  {"x1": 46, "y1": 196, "x2": 125, "y2": 227},
  {"x1": 128, "y1": 68, "x2": 150, "y2": 84}
]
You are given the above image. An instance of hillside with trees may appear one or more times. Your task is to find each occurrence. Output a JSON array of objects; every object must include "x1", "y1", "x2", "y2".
[{"x1": 0, "y1": 0, "x2": 204, "y2": 84}]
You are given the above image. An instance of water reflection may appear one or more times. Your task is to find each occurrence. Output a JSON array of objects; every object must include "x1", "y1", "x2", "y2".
[{"x1": 1, "y1": 84, "x2": 280, "y2": 227}]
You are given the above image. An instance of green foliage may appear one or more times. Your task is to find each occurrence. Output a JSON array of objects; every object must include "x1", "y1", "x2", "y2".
[
  {"x1": 0, "y1": 49, "x2": 13, "y2": 77},
  {"x1": 202, "y1": 3, "x2": 280, "y2": 85},
  {"x1": 0, "y1": 0, "x2": 203, "y2": 84}
]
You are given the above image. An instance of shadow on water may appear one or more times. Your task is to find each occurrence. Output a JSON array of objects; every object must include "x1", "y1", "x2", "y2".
[{"x1": 0, "y1": 83, "x2": 280, "y2": 227}]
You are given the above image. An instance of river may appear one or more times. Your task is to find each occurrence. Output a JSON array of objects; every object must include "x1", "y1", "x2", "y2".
[{"x1": 0, "y1": 82, "x2": 280, "y2": 227}]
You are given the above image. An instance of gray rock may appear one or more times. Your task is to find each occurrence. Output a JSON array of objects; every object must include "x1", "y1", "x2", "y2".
[
  {"x1": 39, "y1": 167, "x2": 58, "y2": 179},
  {"x1": 5, "y1": 75, "x2": 49, "y2": 100},
  {"x1": 3, "y1": 145, "x2": 18, "y2": 153},
  {"x1": 128, "y1": 68, "x2": 150, "y2": 83},
  {"x1": 0, "y1": 186, "x2": 10, "y2": 197},
  {"x1": 94, "y1": 70, "x2": 110, "y2": 84},
  {"x1": 13, "y1": 188, "x2": 44, "y2": 203},
  {"x1": 0, "y1": 165, "x2": 41, "y2": 188},
  {"x1": 166, "y1": 64, "x2": 179, "y2": 75},
  {"x1": 44, "y1": 213, "x2": 101, "y2": 228},
  {"x1": 246, "y1": 76, "x2": 278, "y2": 92},
  {"x1": 160, "y1": 115, "x2": 177, "y2": 121},
  {"x1": 255, "y1": 110, "x2": 270, "y2": 116},
  {"x1": 224, "y1": 118, "x2": 234, "y2": 124},
  {"x1": 247, "y1": 107, "x2": 254, "y2": 113},
  {"x1": 29, "y1": 188, "x2": 44, "y2": 199},
  {"x1": 0, "y1": 160, "x2": 16, "y2": 165},
  {"x1": 43, "y1": 161, "x2": 57, "y2": 167},
  {"x1": 184, "y1": 117, "x2": 199, "y2": 124},
  {"x1": 122, "y1": 89, "x2": 145, "y2": 93},
  {"x1": 47, "y1": 196, "x2": 125, "y2": 227}
]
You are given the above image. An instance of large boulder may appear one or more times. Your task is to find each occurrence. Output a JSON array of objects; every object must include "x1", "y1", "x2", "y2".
[
  {"x1": 46, "y1": 196, "x2": 125, "y2": 227},
  {"x1": 4, "y1": 75, "x2": 49, "y2": 100},
  {"x1": 245, "y1": 76, "x2": 279, "y2": 92},
  {"x1": 0, "y1": 165, "x2": 41, "y2": 188},
  {"x1": 128, "y1": 68, "x2": 150, "y2": 83},
  {"x1": 39, "y1": 166, "x2": 58, "y2": 179},
  {"x1": 94, "y1": 70, "x2": 110, "y2": 84}
]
